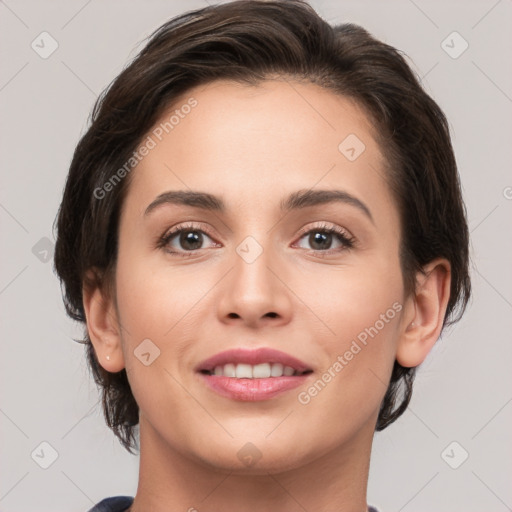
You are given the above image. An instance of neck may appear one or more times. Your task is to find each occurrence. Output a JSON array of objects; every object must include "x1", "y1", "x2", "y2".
[{"x1": 129, "y1": 416, "x2": 375, "y2": 512}]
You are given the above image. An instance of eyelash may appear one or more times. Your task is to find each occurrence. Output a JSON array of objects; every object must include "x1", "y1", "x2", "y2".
[{"x1": 156, "y1": 221, "x2": 356, "y2": 258}]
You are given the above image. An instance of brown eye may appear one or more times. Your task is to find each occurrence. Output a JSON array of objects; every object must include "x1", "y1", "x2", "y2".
[
  {"x1": 294, "y1": 223, "x2": 355, "y2": 256},
  {"x1": 164, "y1": 229, "x2": 214, "y2": 252},
  {"x1": 158, "y1": 222, "x2": 219, "y2": 256},
  {"x1": 307, "y1": 231, "x2": 335, "y2": 250},
  {"x1": 175, "y1": 230, "x2": 204, "y2": 251}
]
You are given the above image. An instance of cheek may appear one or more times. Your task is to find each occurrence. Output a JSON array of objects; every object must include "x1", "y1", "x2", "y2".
[
  {"x1": 113, "y1": 257, "x2": 202, "y2": 414},
  {"x1": 294, "y1": 253, "x2": 404, "y2": 346},
  {"x1": 292, "y1": 257, "x2": 404, "y2": 417},
  {"x1": 115, "y1": 247, "x2": 207, "y2": 337},
  {"x1": 113, "y1": 251, "x2": 224, "y2": 392}
]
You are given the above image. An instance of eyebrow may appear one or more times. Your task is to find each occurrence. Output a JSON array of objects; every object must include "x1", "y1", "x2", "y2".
[{"x1": 144, "y1": 188, "x2": 373, "y2": 223}]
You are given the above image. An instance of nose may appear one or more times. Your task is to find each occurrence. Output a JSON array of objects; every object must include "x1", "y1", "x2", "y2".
[{"x1": 216, "y1": 239, "x2": 293, "y2": 329}]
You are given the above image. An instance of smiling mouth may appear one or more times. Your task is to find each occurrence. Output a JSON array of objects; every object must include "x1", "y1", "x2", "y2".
[
  {"x1": 197, "y1": 349, "x2": 314, "y2": 401},
  {"x1": 200, "y1": 362, "x2": 313, "y2": 378}
]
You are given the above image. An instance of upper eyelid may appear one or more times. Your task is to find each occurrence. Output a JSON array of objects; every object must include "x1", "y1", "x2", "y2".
[
  {"x1": 163, "y1": 222, "x2": 215, "y2": 239},
  {"x1": 296, "y1": 222, "x2": 352, "y2": 238}
]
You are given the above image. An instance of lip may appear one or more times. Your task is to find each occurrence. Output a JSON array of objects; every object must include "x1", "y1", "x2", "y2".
[
  {"x1": 196, "y1": 348, "x2": 313, "y2": 401},
  {"x1": 199, "y1": 374, "x2": 310, "y2": 401},
  {"x1": 196, "y1": 347, "x2": 312, "y2": 374}
]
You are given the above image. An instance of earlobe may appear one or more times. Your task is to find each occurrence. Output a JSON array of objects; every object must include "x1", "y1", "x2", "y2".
[
  {"x1": 396, "y1": 258, "x2": 451, "y2": 368},
  {"x1": 82, "y1": 268, "x2": 125, "y2": 373}
]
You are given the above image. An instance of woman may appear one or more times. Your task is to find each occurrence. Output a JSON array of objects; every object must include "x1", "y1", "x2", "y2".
[{"x1": 53, "y1": 1, "x2": 471, "y2": 510}]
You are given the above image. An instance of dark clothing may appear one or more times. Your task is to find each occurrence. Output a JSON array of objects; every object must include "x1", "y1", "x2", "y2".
[
  {"x1": 88, "y1": 496, "x2": 381, "y2": 511},
  {"x1": 87, "y1": 496, "x2": 133, "y2": 512}
]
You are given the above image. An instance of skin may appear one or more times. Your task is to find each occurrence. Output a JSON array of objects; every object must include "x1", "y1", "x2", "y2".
[{"x1": 83, "y1": 79, "x2": 451, "y2": 512}]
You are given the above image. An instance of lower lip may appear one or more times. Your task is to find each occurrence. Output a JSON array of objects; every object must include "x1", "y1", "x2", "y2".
[{"x1": 199, "y1": 374, "x2": 310, "y2": 401}]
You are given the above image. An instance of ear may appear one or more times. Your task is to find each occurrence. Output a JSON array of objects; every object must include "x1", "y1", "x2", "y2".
[
  {"x1": 396, "y1": 258, "x2": 451, "y2": 368},
  {"x1": 82, "y1": 268, "x2": 125, "y2": 372}
]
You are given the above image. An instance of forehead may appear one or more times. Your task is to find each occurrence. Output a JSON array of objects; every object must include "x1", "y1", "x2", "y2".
[{"x1": 124, "y1": 79, "x2": 392, "y2": 217}]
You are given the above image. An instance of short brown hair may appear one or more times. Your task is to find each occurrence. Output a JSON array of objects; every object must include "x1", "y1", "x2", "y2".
[{"x1": 53, "y1": 0, "x2": 471, "y2": 453}]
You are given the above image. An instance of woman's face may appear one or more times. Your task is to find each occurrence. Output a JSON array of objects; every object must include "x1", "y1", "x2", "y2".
[{"x1": 114, "y1": 79, "x2": 408, "y2": 472}]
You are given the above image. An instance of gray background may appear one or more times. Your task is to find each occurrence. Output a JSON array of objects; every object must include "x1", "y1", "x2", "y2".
[{"x1": 1, "y1": 1, "x2": 511, "y2": 511}]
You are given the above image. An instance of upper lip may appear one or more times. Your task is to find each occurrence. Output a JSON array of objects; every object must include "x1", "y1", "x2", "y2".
[{"x1": 196, "y1": 348, "x2": 312, "y2": 374}]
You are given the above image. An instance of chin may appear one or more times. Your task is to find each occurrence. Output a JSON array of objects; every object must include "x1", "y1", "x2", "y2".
[{"x1": 190, "y1": 434, "x2": 317, "y2": 475}]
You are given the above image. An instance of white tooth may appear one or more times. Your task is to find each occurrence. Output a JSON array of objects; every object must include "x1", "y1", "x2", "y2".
[
  {"x1": 224, "y1": 363, "x2": 236, "y2": 377},
  {"x1": 213, "y1": 366, "x2": 223, "y2": 376},
  {"x1": 270, "y1": 363, "x2": 284, "y2": 377},
  {"x1": 235, "y1": 363, "x2": 253, "y2": 378},
  {"x1": 283, "y1": 366, "x2": 295, "y2": 376},
  {"x1": 253, "y1": 363, "x2": 271, "y2": 378}
]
